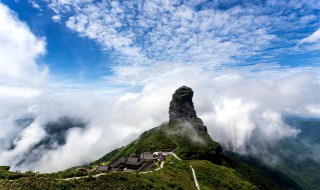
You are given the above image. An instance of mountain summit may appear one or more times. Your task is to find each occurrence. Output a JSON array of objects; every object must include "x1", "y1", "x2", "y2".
[
  {"x1": 169, "y1": 86, "x2": 197, "y2": 122},
  {"x1": 169, "y1": 86, "x2": 207, "y2": 132},
  {"x1": 96, "y1": 86, "x2": 222, "y2": 163}
]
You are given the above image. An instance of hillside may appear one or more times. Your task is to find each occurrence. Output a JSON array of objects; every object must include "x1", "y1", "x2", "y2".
[{"x1": 0, "y1": 155, "x2": 279, "y2": 190}]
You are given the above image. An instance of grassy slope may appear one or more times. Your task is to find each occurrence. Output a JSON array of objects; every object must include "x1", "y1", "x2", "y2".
[
  {"x1": 0, "y1": 157, "x2": 270, "y2": 190},
  {"x1": 221, "y1": 156, "x2": 281, "y2": 190},
  {"x1": 95, "y1": 121, "x2": 222, "y2": 164},
  {"x1": 190, "y1": 160, "x2": 257, "y2": 190}
]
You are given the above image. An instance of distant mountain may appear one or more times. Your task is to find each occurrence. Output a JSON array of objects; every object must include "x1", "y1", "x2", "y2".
[
  {"x1": 226, "y1": 117, "x2": 320, "y2": 190},
  {"x1": 279, "y1": 117, "x2": 320, "y2": 190},
  {"x1": 6, "y1": 116, "x2": 86, "y2": 170}
]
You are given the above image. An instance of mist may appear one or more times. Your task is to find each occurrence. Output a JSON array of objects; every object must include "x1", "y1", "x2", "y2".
[{"x1": 1, "y1": 67, "x2": 320, "y2": 172}]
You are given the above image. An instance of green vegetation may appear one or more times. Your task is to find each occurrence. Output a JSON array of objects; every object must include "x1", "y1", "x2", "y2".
[
  {"x1": 278, "y1": 118, "x2": 320, "y2": 190},
  {"x1": 221, "y1": 156, "x2": 281, "y2": 189},
  {"x1": 190, "y1": 160, "x2": 257, "y2": 190},
  {"x1": 95, "y1": 121, "x2": 222, "y2": 164},
  {"x1": 0, "y1": 168, "x2": 35, "y2": 180},
  {"x1": 46, "y1": 167, "x2": 89, "y2": 179},
  {"x1": 0, "y1": 166, "x2": 10, "y2": 171},
  {"x1": 0, "y1": 157, "x2": 194, "y2": 190},
  {"x1": 166, "y1": 121, "x2": 222, "y2": 162},
  {"x1": 0, "y1": 157, "x2": 279, "y2": 190}
]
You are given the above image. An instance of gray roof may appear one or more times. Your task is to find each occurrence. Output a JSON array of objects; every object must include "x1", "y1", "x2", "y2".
[
  {"x1": 108, "y1": 157, "x2": 126, "y2": 168},
  {"x1": 140, "y1": 152, "x2": 155, "y2": 160},
  {"x1": 97, "y1": 165, "x2": 109, "y2": 171},
  {"x1": 127, "y1": 156, "x2": 139, "y2": 163},
  {"x1": 119, "y1": 158, "x2": 126, "y2": 163},
  {"x1": 158, "y1": 153, "x2": 165, "y2": 161},
  {"x1": 138, "y1": 161, "x2": 155, "y2": 172}
]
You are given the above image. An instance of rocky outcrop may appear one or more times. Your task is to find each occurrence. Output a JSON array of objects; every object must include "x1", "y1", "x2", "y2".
[{"x1": 169, "y1": 86, "x2": 207, "y2": 132}]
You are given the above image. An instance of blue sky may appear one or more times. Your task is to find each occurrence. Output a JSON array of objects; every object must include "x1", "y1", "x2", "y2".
[
  {"x1": 2, "y1": 0, "x2": 111, "y2": 83},
  {"x1": 1, "y1": 0, "x2": 320, "y2": 86}
]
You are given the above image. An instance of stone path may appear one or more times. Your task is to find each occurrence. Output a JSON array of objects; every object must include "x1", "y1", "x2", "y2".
[
  {"x1": 190, "y1": 165, "x2": 200, "y2": 190},
  {"x1": 62, "y1": 172, "x2": 108, "y2": 181},
  {"x1": 155, "y1": 161, "x2": 165, "y2": 171},
  {"x1": 172, "y1": 153, "x2": 181, "y2": 160}
]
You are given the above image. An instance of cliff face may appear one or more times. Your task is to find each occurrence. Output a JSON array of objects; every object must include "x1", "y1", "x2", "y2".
[
  {"x1": 169, "y1": 86, "x2": 207, "y2": 132},
  {"x1": 169, "y1": 86, "x2": 197, "y2": 122}
]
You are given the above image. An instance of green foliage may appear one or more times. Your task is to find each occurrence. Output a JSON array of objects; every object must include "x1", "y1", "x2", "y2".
[
  {"x1": 0, "y1": 157, "x2": 282, "y2": 190},
  {"x1": 0, "y1": 160, "x2": 196, "y2": 190},
  {"x1": 190, "y1": 160, "x2": 258, "y2": 190},
  {"x1": 94, "y1": 147, "x2": 123, "y2": 164},
  {"x1": 0, "y1": 166, "x2": 10, "y2": 171},
  {"x1": 221, "y1": 155, "x2": 281, "y2": 190},
  {"x1": 96, "y1": 122, "x2": 222, "y2": 164},
  {"x1": 166, "y1": 122, "x2": 222, "y2": 162},
  {"x1": 277, "y1": 118, "x2": 320, "y2": 190},
  {"x1": 0, "y1": 169, "x2": 35, "y2": 180}
]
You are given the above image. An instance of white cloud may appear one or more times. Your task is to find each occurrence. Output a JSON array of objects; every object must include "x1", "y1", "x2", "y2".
[
  {"x1": 0, "y1": 86, "x2": 41, "y2": 98},
  {"x1": 28, "y1": 0, "x2": 42, "y2": 11},
  {"x1": 46, "y1": 0, "x2": 277, "y2": 67},
  {"x1": 42, "y1": 0, "x2": 320, "y2": 84},
  {"x1": 0, "y1": 4, "x2": 48, "y2": 85},
  {"x1": 51, "y1": 14, "x2": 61, "y2": 22},
  {"x1": 300, "y1": 29, "x2": 320, "y2": 43},
  {"x1": 299, "y1": 28, "x2": 320, "y2": 50}
]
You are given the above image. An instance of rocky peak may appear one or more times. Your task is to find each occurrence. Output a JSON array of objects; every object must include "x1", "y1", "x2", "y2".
[{"x1": 169, "y1": 86, "x2": 207, "y2": 132}]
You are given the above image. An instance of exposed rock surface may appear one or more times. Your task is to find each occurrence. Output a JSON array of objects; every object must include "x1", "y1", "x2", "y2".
[{"x1": 169, "y1": 86, "x2": 207, "y2": 132}]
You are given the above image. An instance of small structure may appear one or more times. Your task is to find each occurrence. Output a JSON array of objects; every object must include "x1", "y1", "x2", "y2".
[
  {"x1": 125, "y1": 154, "x2": 144, "y2": 171},
  {"x1": 158, "y1": 153, "x2": 165, "y2": 162},
  {"x1": 140, "y1": 152, "x2": 156, "y2": 160},
  {"x1": 108, "y1": 157, "x2": 126, "y2": 171},
  {"x1": 162, "y1": 148, "x2": 173, "y2": 155},
  {"x1": 96, "y1": 165, "x2": 109, "y2": 171},
  {"x1": 101, "y1": 151, "x2": 170, "y2": 173},
  {"x1": 138, "y1": 161, "x2": 155, "y2": 172}
]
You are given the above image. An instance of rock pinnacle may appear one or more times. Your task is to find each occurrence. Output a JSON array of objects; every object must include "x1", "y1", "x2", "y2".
[{"x1": 169, "y1": 86, "x2": 207, "y2": 132}]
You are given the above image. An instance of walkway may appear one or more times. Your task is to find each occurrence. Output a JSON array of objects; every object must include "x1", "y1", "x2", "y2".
[
  {"x1": 62, "y1": 172, "x2": 108, "y2": 181},
  {"x1": 190, "y1": 165, "x2": 200, "y2": 190},
  {"x1": 172, "y1": 153, "x2": 181, "y2": 160}
]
